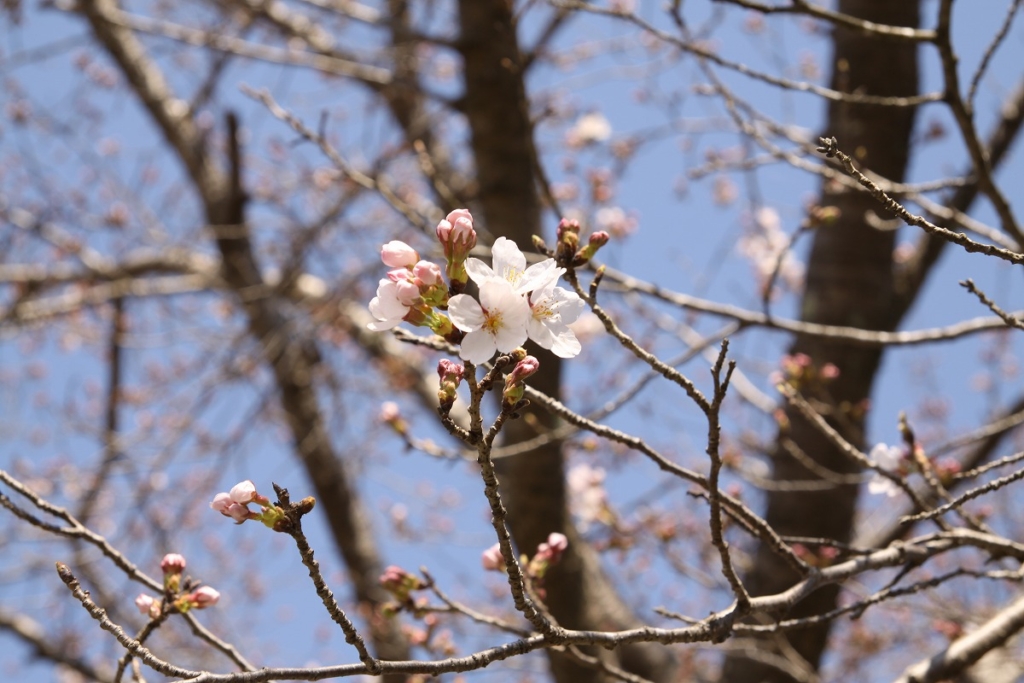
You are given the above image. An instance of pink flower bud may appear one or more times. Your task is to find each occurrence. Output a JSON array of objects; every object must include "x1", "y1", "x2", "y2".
[
  {"x1": 211, "y1": 492, "x2": 252, "y2": 523},
  {"x1": 135, "y1": 593, "x2": 159, "y2": 617},
  {"x1": 506, "y1": 356, "x2": 540, "y2": 387},
  {"x1": 187, "y1": 586, "x2": 220, "y2": 609},
  {"x1": 210, "y1": 492, "x2": 232, "y2": 513},
  {"x1": 380, "y1": 401, "x2": 401, "y2": 423},
  {"x1": 546, "y1": 532, "x2": 568, "y2": 553},
  {"x1": 481, "y1": 543, "x2": 505, "y2": 571},
  {"x1": 379, "y1": 565, "x2": 410, "y2": 589},
  {"x1": 161, "y1": 553, "x2": 187, "y2": 575},
  {"x1": 413, "y1": 260, "x2": 442, "y2": 286},
  {"x1": 379, "y1": 565, "x2": 423, "y2": 600},
  {"x1": 381, "y1": 240, "x2": 419, "y2": 268},
  {"x1": 588, "y1": 231, "x2": 610, "y2": 248},
  {"x1": 229, "y1": 480, "x2": 257, "y2": 504},
  {"x1": 557, "y1": 218, "x2": 580, "y2": 239},
  {"x1": 386, "y1": 268, "x2": 409, "y2": 283},
  {"x1": 445, "y1": 208, "x2": 473, "y2": 229},
  {"x1": 394, "y1": 280, "x2": 420, "y2": 306},
  {"x1": 437, "y1": 358, "x2": 465, "y2": 383},
  {"x1": 436, "y1": 209, "x2": 477, "y2": 260},
  {"x1": 535, "y1": 532, "x2": 568, "y2": 563}
]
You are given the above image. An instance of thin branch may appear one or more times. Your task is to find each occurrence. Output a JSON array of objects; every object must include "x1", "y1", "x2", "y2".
[
  {"x1": 935, "y1": 0, "x2": 1024, "y2": 246},
  {"x1": 901, "y1": 466, "x2": 1024, "y2": 524},
  {"x1": 711, "y1": 0, "x2": 937, "y2": 42},
  {"x1": 961, "y1": 279, "x2": 1024, "y2": 330},
  {"x1": 551, "y1": 1, "x2": 941, "y2": 106},
  {"x1": 241, "y1": 85, "x2": 434, "y2": 229},
  {"x1": 892, "y1": 593, "x2": 1024, "y2": 683},
  {"x1": 0, "y1": 608, "x2": 113, "y2": 682},
  {"x1": 816, "y1": 136, "x2": 1024, "y2": 265},
  {"x1": 966, "y1": 0, "x2": 1022, "y2": 106}
]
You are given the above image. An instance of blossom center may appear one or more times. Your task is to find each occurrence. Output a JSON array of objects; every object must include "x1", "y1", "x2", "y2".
[
  {"x1": 532, "y1": 300, "x2": 554, "y2": 321},
  {"x1": 482, "y1": 308, "x2": 504, "y2": 334}
]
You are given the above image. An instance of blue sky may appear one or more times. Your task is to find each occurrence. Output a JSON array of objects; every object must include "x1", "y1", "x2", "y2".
[{"x1": 2, "y1": 1, "x2": 1024, "y2": 680}]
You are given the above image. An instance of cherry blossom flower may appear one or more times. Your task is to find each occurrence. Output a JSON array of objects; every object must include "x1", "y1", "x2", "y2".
[
  {"x1": 367, "y1": 278, "x2": 412, "y2": 331},
  {"x1": 527, "y1": 281, "x2": 584, "y2": 358},
  {"x1": 737, "y1": 207, "x2": 804, "y2": 294},
  {"x1": 161, "y1": 553, "x2": 187, "y2": 590},
  {"x1": 567, "y1": 112, "x2": 612, "y2": 147},
  {"x1": 528, "y1": 532, "x2": 569, "y2": 579},
  {"x1": 379, "y1": 565, "x2": 423, "y2": 601},
  {"x1": 567, "y1": 463, "x2": 610, "y2": 529},
  {"x1": 868, "y1": 443, "x2": 904, "y2": 497},
  {"x1": 436, "y1": 210, "x2": 477, "y2": 288},
  {"x1": 448, "y1": 280, "x2": 530, "y2": 363},
  {"x1": 465, "y1": 237, "x2": 562, "y2": 295}
]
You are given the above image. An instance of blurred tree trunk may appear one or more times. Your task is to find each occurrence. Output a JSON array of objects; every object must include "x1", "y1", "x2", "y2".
[
  {"x1": 456, "y1": 2, "x2": 677, "y2": 681},
  {"x1": 721, "y1": 2, "x2": 920, "y2": 681}
]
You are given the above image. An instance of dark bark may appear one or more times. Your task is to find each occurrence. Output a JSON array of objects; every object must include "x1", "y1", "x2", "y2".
[
  {"x1": 208, "y1": 115, "x2": 411, "y2": 681},
  {"x1": 721, "y1": 2, "x2": 920, "y2": 681},
  {"x1": 456, "y1": 2, "x2": 676, "y2": 681}
]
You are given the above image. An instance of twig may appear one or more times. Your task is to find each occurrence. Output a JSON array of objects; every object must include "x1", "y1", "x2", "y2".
[
  {"x1": 274, "y1": 485, "x2": 381, "y2": 675},
  {"x1": 704, "y1": 341, "x2": 749, "y2": 613},
  {"x1": 241, "y1": 85, "x2": 435, "y2": 230},
  {"x1": 961, "y1": 279, "x2": 1024, "y2": 330},
  {"x1": 55, "y1": 563, "x2": 198, "y2": 680},
  {"x1": 0, "y1": 471, "x2": 163, "y2": 592},
  {"x1": 420, "y1": 569, "x2": 532, "y2": 637},
  {"x1": 550, "y1": 1, "x2": 941, "y2": 106},
  {"x1": 902, "y1": 466, "x2": 1024, "y2": 524},
  {"x1": 815, "y1": 136, "x2": 1024, "y2": 265},
  {"x1": 935, "y1": 0, "x2": 1024, "y2": 246},
  {"x1": 966, "y1": 0, "x2": 1023, "y2": 107}
]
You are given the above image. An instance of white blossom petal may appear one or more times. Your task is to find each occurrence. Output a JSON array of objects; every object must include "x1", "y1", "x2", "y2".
[
  {"x1": 465, "y1": 257, "x2": 498, "y2": 285},
  {"x1": 548, "y1": 325, "x2": 582, "y2": 358},
  {"x1": 367, "y1": 279, "x2": 410, "y2": 330},
  {"x1": 517, "y1": 260, "x2": 563, "y2": 294},
  {"x1": 367, "y1": 317, "x2": 404, "y2": 331},
  {"x1": 491, "y1": 237, "x2": 527, "y2": 279},
  {"x1": 460, "y1": 330, "x2": 497, "y2": 363},
  {"x1": 448, "y1": 294, "x2": 486, "y2": 331}
]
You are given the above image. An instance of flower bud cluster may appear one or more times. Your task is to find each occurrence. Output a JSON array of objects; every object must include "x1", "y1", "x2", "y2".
[
  {"x1": 435, "y1": 208, "x2": 477, "y2": 291},
  {"x1": 135, "y1": 553, "x2": 220, "y2": 620},
  {"x1": 480, "y1": 532, "x2": 568, "y2": 583},
  {"x1": 527, "y1": 532, "x2": 568, "y2": 580},
  {"x1": 553, "y1": 218, "x2": 610, "y2": 267},
  {"x1": 436, "y1": 359, "x2": 465, "y2": 415},
  {"x1": 501, "y1": 354, "x2": 539, "y2": 413},
  {"x1": 379, "y1": 565, "x2": 427, "y2": 615},
  {"x1": 772, "y1": 353, "x2": 839, "y2": 390},
  {"x1": 210, "y1": 480, "x2": 286, "y2": 529}
]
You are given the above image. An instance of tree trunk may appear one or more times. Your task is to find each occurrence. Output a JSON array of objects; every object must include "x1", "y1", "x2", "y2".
[
  {"x1": 456, "y1": 2, "x2": 677, "y2": 680},
  {"x1": 721, "y1": 2, "x2": 920, "y2": 681}
]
